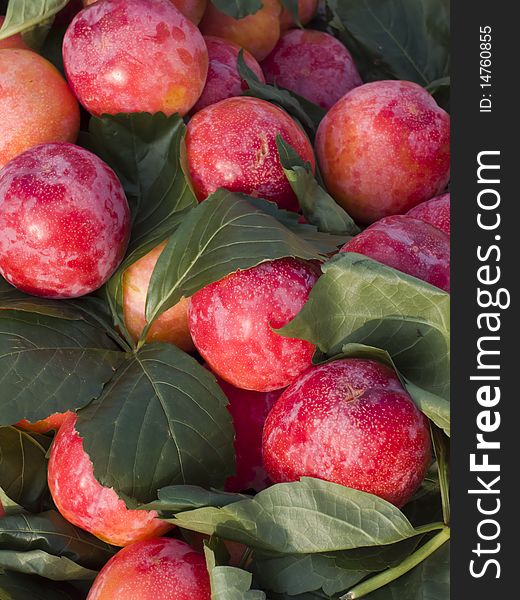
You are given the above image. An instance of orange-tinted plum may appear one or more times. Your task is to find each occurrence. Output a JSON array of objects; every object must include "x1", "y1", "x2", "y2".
[
  {"x1": 122, "y1": 241, "x2": 195, "y2": 351},
  {"x1": 64, "y1": 0, "x2": 208, "y2": 116},
  {"x1": 0, "y1": 16, "x2": 30, "y2": 49},
  {"x1": 48, "y1": 414, "x2": 172, "y2": 547},
  {"x1": 0, "y1": 49, "x2": 79, "y2": 169},
  {"x1": 280, "y1": 0, "x2": 318, "y2": 29},
  {"x1": 0, "y1": 143, "x2": 130, "y2": 299},
  {"x1": 316, "y1": 80, "x2": 450, "y2": 224},
  {"x1": 407, "y1": 192, "x2": 450, "y2": 237},
  {"x1": 263, "y1": 359, "x2": 432, "y2": 507},
  {"x1": 189, "y1": 258, "x2": 319, "y2": 392},
  {"x1": 17, "y1": 411, "x2": 73, "y2": 434},
  {"x1": 262, "y1": 29, "x2": 362, "y2": 110},
  {"x1": 192, "y1": 36, "x2": 265, "y2": 113},
  {"x1": 200, "y1": 0, "x2": 282, "y2": 61},
  {"x1": 86, "y1": 538, "x2": 210, "y2": 600},
  {"x1": 340, "y1": 215, "x2": 450, "y2": 292},
  {"x1": 185, "y1": 96, "x2": 315, "y2": 211},
  {"x1": 213, "y1": 375, "x2": 282, "y2": 492}
]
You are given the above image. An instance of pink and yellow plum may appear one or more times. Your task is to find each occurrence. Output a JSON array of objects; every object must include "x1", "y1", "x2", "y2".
[
  {"x1": 192, "y1": 36, "x2": 265, "y2": 113},
  {"x1": 64, "y1": 0, "x2": 208, "y2": 116},
  {"x1": 200, "y1": 0, "x2": 282, "y2": 62},
  {"x1": 86, "y1": 538, "x2": 210, "y2": 600},
  {"x1": 0, "y1": 50, "x2": 79, "y2": 169},
  {"x1": 0, "y1": 143, "x2": 130, "y2": 299},
  {"x1": 48, "y1": 414, "x2": 172, "y2": 547},
  {"x1": 315, "y1": 80, "x2": 450, "y2": 224},
  {"x1": 185, "y1": 96, "x2": 315, "y2": 211},
  {"x1": 262, "y1": 29, "x2": 362, "y2": 110},
  {"x1": 262, "y1": 359, "x2": 432, "y2": 507},
  {"x1": 122, "y1": 242, "x2": 195, "y2": 351},
  {"x1": 189, "y1": 258, "x2": 319, "y2": 392},
  {"x1": 340, "y1": 215, "x2": 450, "y2": 292}
]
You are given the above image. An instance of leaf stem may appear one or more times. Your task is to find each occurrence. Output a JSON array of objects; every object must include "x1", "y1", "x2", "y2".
[
  {"x1": 341, "y1": 527, "x2": 450, "y2": 599},
  {"x1": 238, "y1": 547, "x2": 253, "y2": 570},
  {"x1": 431, "y1": 425, "x2": 451, "y2": 525}
]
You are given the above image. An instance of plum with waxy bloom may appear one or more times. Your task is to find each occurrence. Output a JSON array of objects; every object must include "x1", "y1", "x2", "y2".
[
  {"x1": 64, "y1": 0, "x2": 208, "y2": 116},
  {"x1": 407, "y1": 192, "x2": 451, "y2": 237},
  {"x1": 0, "y1": 143, "x2": 130, "y2": 299},
  {"x1": 263, "y1": 359, "x2": 432, "y2": 507},
  {"x1": 48, "y1": 414, "x2": 172, "y2": 547}
]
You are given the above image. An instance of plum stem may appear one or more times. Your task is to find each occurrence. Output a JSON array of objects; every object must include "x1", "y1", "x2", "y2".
[{"x1": 340, "y1": 526, "x2": 450, "y2": 599}]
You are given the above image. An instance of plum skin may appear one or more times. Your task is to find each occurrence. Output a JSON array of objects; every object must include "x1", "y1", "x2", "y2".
[
  {"x1": 86, "y1": 538, "x2": 210, "y2": 600},
  {"x1": 191, "y1": 36, "x2": 266, "y2": 113},
  {"x1": 315, "y1": 80, "x2": 450, "y2": 224},
  {"x1": 200, "y1": 0, "x2": 282, "y2": 62},
  {"x1": 63, "y1": 0, "x2": 208, "y2": 117},
  {"x1": 82, "y1": 0, "x2": 207, "y2": 23},
  {"x1": 48, "y1": 414, "x2": 172, "y2": 547},
  {"x1": 262, "y1": 29, "x2": 362, "y2": 110},
  {"x1": 407, "y1": 193, "x2": 450, "y2": 237},
  {"x1": 262, "y1": 359, "x2": 432, "y2": 507},
  {"x1": 189, "y1": 258, "x2": 319, "y2": 392},
  {"x1": 213, "y1": 374, "x2": 282, "y2": 492},
  {"x1": 280, "y1": 0, "x2": 318, "y2": 29},
  {"x1": 0, "y1": 142, "x2": 130, "y2": 299},
  {"x1": 123, "y1": 241, "x2": 195, "y2": 351},
  {"x1": 341, "y1": 215, "x2": 450, "y2": 292},
  {"x1": 17, "y1": 412, "x2": 73, "y2": 434},
  {"x1": 0, "y1": 49, "x2": 79, "y2": 169},
  {"x1": 185, "y1": 96, "x2": 315, "y2": 211}
]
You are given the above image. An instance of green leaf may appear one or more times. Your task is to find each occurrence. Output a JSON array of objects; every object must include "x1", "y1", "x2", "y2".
[
  {"x1": 0, "y1": 428, "x2": 49, "y2": 513},
  {"x1": 0, "y1": 310, "x2": 124, "y2": 426},
  {"x1": 0, "y1": 550, "x2": 97, "y2": 581},
  {"x1": 210, "y1": 0, "x2": 263, "y2": 19},
  {"x1": 279, "y1": 253, "x2": 450, "y2": 400},
  {"x1": 280, "y1": 0, "x2": 301, "y2": 26},
  {"x1": 426, "y1": 76, "x2": 450, "y2": 113},
  {"x1": 173, "y1": 478, "x2": 418, "y2": 554},
  {"x1": 0, "y1": 570, "x2": 81, "y2": 600},
  {"x1": 253, "y1": 553, "x2": 367, "y2": 597},
  {"x1": 143, "y1": 486, "x2": 249, "y2": 514},
  {"x1": 0, "y1": 510, "x2": 115, "y2": 571},
  {"x1": 144, "y1": 190, "x2": 321, "y2": 332},
  {"x1": 431, "y1": 427, "x2": 450, "y2": 524},
  {"x1": 238, "y1": 51, "x2": 326, "y2": 138},
  {"x1": 0, "y1": 0, "x2": 67, "y2": 40},
  {"x1": 276, "y1": 137, "x2": 360, "y2": 237},
  {"x1": 205, "y1": 544, "x2": 266, "y2": 600},
  {"x1": 75, "y1": 343, "x2": 235, "y2": 504},
  {"x1": 88, "y1": 113, "x2": 197, "y2": 342},
  {"x1": 363, "y1": 541, "x2": 449, "y2": 600},
  {"x1": 327, "y1": 0, "x2": 450, "y2": 86}
]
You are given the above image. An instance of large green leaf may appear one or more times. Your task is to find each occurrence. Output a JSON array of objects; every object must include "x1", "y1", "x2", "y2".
[
  {"x1": 210, "y1": 0, "x2": 263, "y2": 19},
  {"x1": 0, "y1": 0, "x2": 67, "y2": 40},
  {"x1": 363, "y1": 542, "x2": 449, "y2": 600},
  {"x1": 143, "y1": 486, "x2": 249, "y2": 515},
  {"x1": 87, "y1": 113, "x2": 198, "y2": 342},
  {"x1": 76, "y1": 343, "x2": 235, "y2": 504},
  {"x1": 0, "y1": 428, "x2": 49, "y2": 513},
  {"x1": 0, "y1": 570, "x2": 81, "y2": 600},
  {"x1": 279, "y1": 253, "x2": 450, "y2": 400},
  {"x1": 205, "y1": 545, "x2": 266, "y2": 600},
  {"x1": 238, "y1": 52, "x2": 326, "y2": 138},
  {"x1": 144, "y1": 190, "x2": 322, "y2": 333},
  {"x1": 253, "y1": 553, "x2": 367, "y2": 597},
  {"x1": 0, "y1": 511, "x2": 115, "y2": 571},
  {"x1": 0, "y1": 310, "x2": 124, "y2": 426},
  {"x1": 276, "y1": 138, "x2": 360, "y2": 237},
  {"x1": 0, "y1": 550, "x2": 97, "y2": 582},
  {"x1": 173, "y1": 478, "x2": 419, "y2": 554},
  {"x1": 327, "y1": 0, "x2": 450, "y2": 86}
]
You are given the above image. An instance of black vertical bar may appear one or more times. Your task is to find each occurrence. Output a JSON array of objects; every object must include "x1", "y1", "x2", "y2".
[{"x1": 452, "y1": 1, "x2": 515, "y2": 598}]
